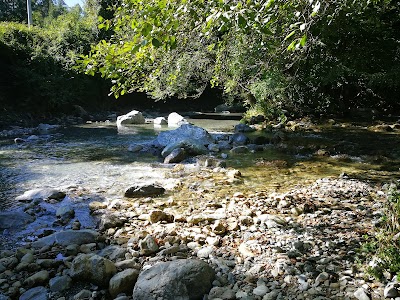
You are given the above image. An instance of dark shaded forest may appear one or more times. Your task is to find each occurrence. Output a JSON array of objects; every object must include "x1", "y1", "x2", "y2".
[{"x1": 1, "y1": 0, "x2": 399, "y2": 121}]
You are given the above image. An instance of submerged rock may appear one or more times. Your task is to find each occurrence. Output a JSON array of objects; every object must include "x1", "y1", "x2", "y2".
[
  {"x1": 132, "y1": 259, "x2": 215, "y2": 300},
  {"x1": 56, "y1": 205, "x2": 75, "y2": 223},
  {"x1": 0, "y1": 211, "x2": 35, "y2": 230}
]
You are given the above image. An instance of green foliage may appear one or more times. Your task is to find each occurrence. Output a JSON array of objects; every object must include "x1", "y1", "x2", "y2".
[
  {"x1": 0, "y1": 0, "x2": 28, "y2": 22},
  {"x1": 78, "y1": 0, "x2": 400, "y2": 116},
  {"x1": 0, "y1": 6, "x2": 102, "y2": 112},
  {"x1": 78, "y1": 0, "x2": 315, "y2": 100},
  {"x1": 362, "y1": 188, "x2": 400, "y2": 280}
]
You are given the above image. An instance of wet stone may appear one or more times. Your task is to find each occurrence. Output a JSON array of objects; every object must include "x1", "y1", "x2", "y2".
[{"x1": 19, "y1": 286, "x2": 48, "y2": 300}]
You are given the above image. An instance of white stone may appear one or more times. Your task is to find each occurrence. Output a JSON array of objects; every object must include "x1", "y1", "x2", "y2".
[
  {"x1": 167, "y1": 112, "x2": 188, "y2": 127},
  {"x1": 154, "y1": 117, "x2": 167, "y2": 125},
  {"x1": 117, "y1": 110, "x2": 145, "y2": 126},
  {"x1": 197, "y1": 246, "x2": 213, "y2": 258}
]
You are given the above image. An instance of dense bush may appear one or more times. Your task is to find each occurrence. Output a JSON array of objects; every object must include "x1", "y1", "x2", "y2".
[
  {"x1": 0, "y1": 5, "x2": 106, "y2": 114},
  {"x1": 362, "y1": 187, "x2": 400, "y2": 281}
]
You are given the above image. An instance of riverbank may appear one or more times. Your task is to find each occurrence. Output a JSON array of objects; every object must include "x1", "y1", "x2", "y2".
[{"x1": 0, "y1": 169, "x2": 393, "y2": 299}]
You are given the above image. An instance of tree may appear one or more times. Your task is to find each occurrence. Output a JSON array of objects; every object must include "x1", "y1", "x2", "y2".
[
  {"x1": 0, "y1": 0, "x2": 27, "y2": 22},
  {"x1": 79, "y1": 0, "x2": 400, "y2": 117}
]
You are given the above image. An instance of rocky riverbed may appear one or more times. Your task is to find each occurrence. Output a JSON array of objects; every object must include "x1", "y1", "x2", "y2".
[
  {"x1": 0, "y1": 171, "x2": 393, "y2": 300},
  {"x1": 1, "y1": 116, "x2": 400, "y2": 299}
]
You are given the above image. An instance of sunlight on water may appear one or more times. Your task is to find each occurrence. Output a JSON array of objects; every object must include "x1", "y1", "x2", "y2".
[{"x1": 1, "y1": 120, "x2": 400, "y2": 211}]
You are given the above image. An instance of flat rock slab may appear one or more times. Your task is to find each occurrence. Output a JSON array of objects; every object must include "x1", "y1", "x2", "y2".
[
  {"x1": 0, "y1": 211, "x2": 35, "y2": 230},
  {"x1": 132, "y1": 259, "x2": 215, "y2": 300},
  {"x1": 15, "y1": 188, "x2": 66, "y2": 202},
  {"x1": 31, "y1": 229, "x2": 99, "y2": 249}
]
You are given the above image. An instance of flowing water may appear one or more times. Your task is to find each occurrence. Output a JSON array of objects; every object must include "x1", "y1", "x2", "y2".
[
  {"x1": 0, "y1": 119, "x2": 239, "y2": 211},
  {"x1": 1, "y1": 119, "x2": 400, "y2": 210},
  {"x1": 1, "y1": 118, "x2": 400, "y2": 248}
]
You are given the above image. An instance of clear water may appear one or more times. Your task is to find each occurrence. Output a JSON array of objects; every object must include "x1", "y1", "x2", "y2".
[
  {"x1": 1, "y1": 118, "x2": 400, "y2": 249},
  {"x1": 1, "y1": 119, "x2": 400, "y2": 211},
  {"x1": 0, "y1": 119, "x2": 239, "y2": 210}
]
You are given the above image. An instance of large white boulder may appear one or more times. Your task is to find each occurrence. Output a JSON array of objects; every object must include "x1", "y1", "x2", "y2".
[
  {"x1": 154, "y1": 117, "x2": 167, "y2": 125},
  {"x1": 167, "y1": 112, "x2": 188, "y2": 127},
  {"x1": 116, "y1": 110, "x2": 145, "y2": 126}
]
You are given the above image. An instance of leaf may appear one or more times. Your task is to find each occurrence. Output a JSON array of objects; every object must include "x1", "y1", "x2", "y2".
[
  {"x1": 131, "y1": 44, "x2": 141, "y2": 53},
  {"x1": 284, "y1": 30, "x2": 296, "y2": 41},
  {"x1": 287, "y1": 40, "x2": 296, "y2": 51},
  {"x1": 152, "y1": 38, "x2": 162, "y2": 47},
  {"x1": 238, "y1": 14, "x2": 247, "y2": 28},
  {"x1": 169, "y1": 36, "x2": 177, "y2": 50},
  {"x1": 141, "y1": 23, "x2": 152, "y2": 37},
  {"x1": 300, "y1": 34, "x2": 307, "y2": 47}
]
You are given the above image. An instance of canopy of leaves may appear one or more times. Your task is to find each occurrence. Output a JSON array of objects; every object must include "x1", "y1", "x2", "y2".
[{"x1": 79, "y1": 0, "x2": 400, "y2": 117}]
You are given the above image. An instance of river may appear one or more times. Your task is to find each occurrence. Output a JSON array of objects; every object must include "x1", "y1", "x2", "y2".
[
  {"x1": 1, "y1": 119, "x2": 400, "y2": 211},
  {"x1": 1, "y1": 118, "x2": 400, "y2": 249}
]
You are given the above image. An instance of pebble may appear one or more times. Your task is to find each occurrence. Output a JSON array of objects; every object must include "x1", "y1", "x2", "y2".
[
  {"x1": 0, "y1": 171, "x2": 388, "y2": 300},
  {"x1": 354, "y1": 287, "x2": 371, "y2": 300}
]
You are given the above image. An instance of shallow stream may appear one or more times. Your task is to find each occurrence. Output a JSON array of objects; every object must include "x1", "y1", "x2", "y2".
[
  {"x1": 1, "y1": 118, "x2": 400, "y2": 249},
  {"x1": 1, "y1": 119, "x2": 400, "y2": 210}
]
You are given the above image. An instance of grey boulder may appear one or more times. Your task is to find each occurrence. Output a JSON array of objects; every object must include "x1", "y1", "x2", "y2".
[
  {"x1": 154, "y1": 117, "x2": 168, "y2": 125},
  {"x1": 167, "y1": 112, "x2": 188, "y2": 127},
  {"x1": 132, "y1": 259, "x2": 215, "y2": 300},
  {"x1": 70, "y1": 253, "x2": 117, "y2": 287},
  {"x1": 161, "y1": 139, "x2": 208, "y2": 158},
  {"x1": 164, "y1": 147, "x2": 188, "y2": 164},
  {"x1": 156, "y1": 124, "x2": 214, "y2": 147},
  {"x1": 109, "y1": 268, "x2": 140, "y2": 298},
  {"x1": 19, "y1": 286, "x2": 48, "y2": 300},
  {"x1": 49, "y1": 275, "x2": 72, "y2": 292},
  {"x1": 117, "y1": 110, "x2": 145, "y2": 126},
  {"x1": 229, "y1": 133, "x2": 250, "y2": 145}
]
